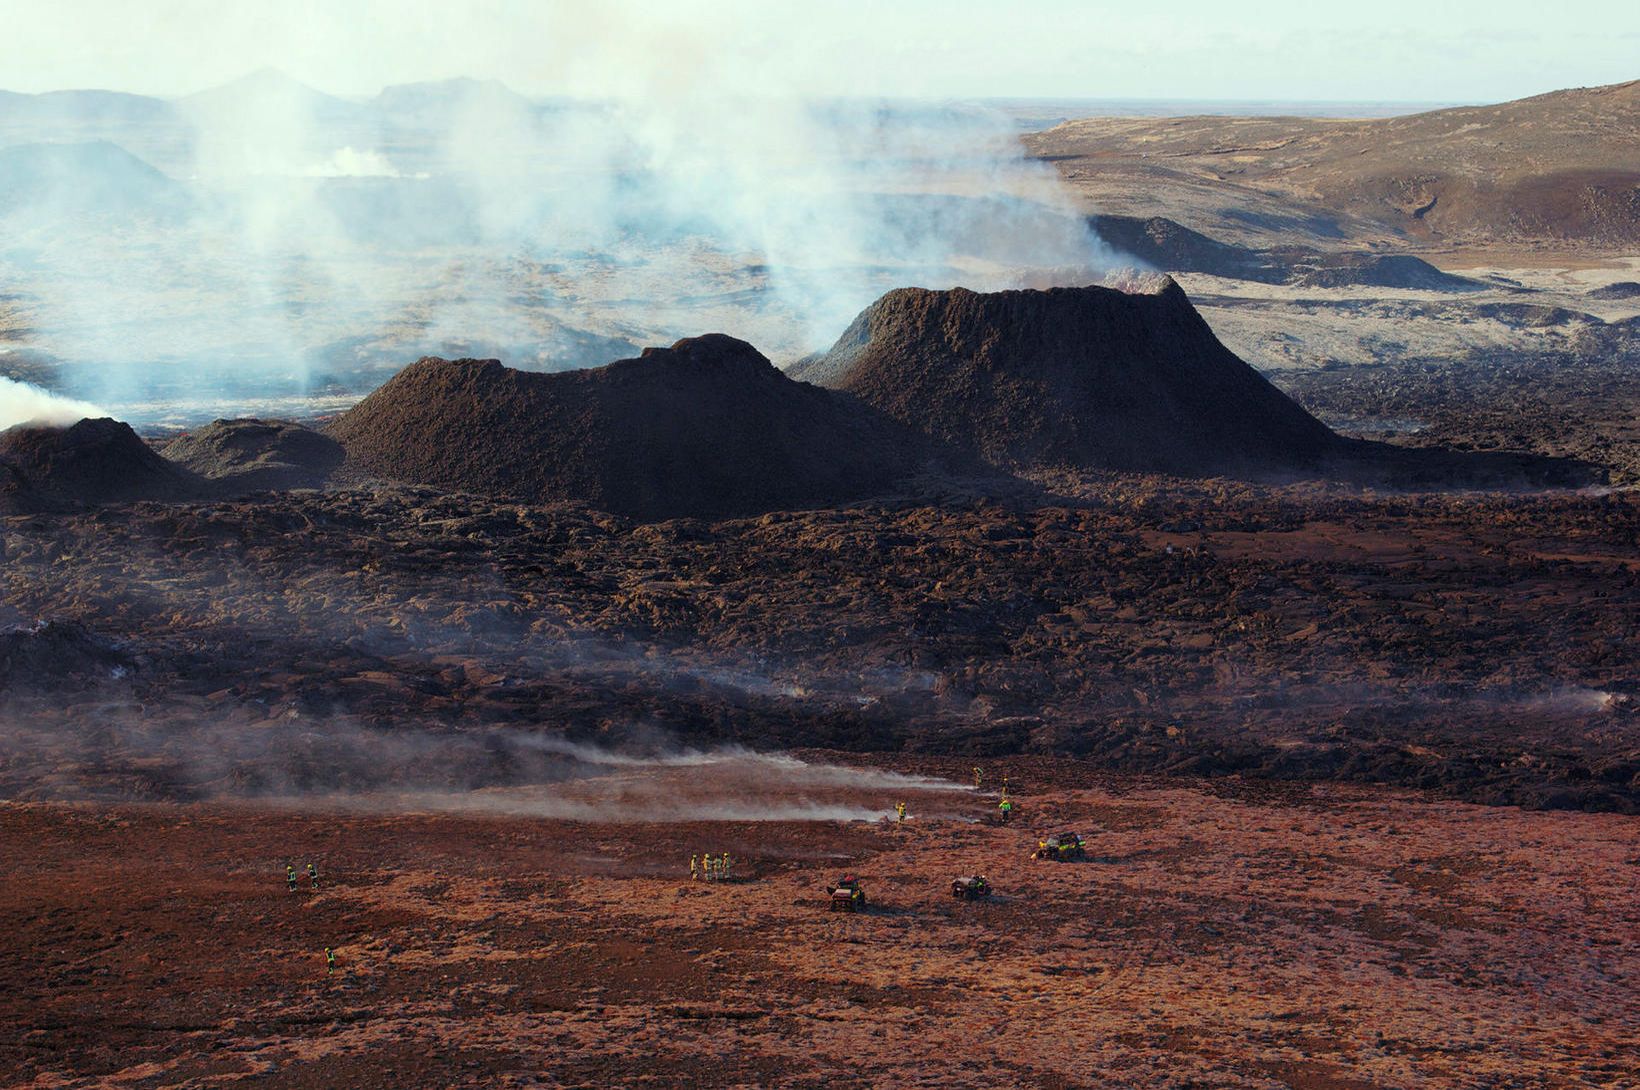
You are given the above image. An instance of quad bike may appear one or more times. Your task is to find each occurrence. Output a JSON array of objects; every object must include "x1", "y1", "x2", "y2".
[
  {"x1": 950, "y1": 875, "x2": 992, "y2": 900},
  {"x1": 1032, "y1": 832, "x2": 1087, "y2": 862},
  {"x1": 828, "y1": 875, "x2": 867, "y2": 913}
]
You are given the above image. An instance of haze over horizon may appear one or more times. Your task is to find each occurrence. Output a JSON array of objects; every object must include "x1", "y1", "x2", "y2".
[{"x1": 0, "y1": 0, "x2": 1634, "y2": 104}]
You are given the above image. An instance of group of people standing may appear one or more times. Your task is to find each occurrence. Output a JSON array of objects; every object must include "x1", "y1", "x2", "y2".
[
  {"x1": 691, "y1": 853, "x2": 734, "y2": 881},
  {"x1": 286, "y1": 862, "x2": 320, "y2": 891}
]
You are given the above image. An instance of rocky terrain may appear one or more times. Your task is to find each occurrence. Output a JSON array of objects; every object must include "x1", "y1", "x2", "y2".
[
  {"x1": 5, "y1": 759, "x2": 1637, "y2": 1088},
  {"x1": 2, "y1": 472, "x2": 1635, "y2": 813},
  {"x1": 4, "y1": 73, "x2": 1639, "y2": 1090},
  {"x1": 1087, "y1": 214, "x2": 1484, "y2": 291},
  {"x1": 1029, "y1": 80, "x2": 1640, "y2": 250}
]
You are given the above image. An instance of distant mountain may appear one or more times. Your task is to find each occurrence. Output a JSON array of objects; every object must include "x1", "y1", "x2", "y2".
[
  {"x1": 1029, "y1": 80, "x2": 1640, "y2": 248},
  {"x1": 179, "y1": 68, "x2": 372, "y2": 126},
  {"x1": 374, "y1": 77, "x2": 536, "y2": 123},
  {"x1": 0, "y1": 88, "x2": 177, "y2": 126},
  {"x1": 0, "y1": 140, "x2": 189, "y2": 219}
]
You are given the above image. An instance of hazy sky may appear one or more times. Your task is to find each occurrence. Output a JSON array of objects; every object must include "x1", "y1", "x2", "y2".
[{"x1": 0, "y1": 0, "x2": 1635, "y2": 102}]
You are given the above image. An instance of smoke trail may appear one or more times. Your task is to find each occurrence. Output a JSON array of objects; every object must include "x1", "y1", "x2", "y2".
[
  {"x1": 0, "y1": 704, "x2": 973, "y2": 823},
  {"x1": 0, "y1": 376, "x2": 106, "y2": 430}
]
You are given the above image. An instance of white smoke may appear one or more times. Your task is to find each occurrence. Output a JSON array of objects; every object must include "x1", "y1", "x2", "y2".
[
  {"x1": 0, "y1": 11, "x2": 1124, "y2": 424},
  {"x1": 0, "y1": 375, "x2": 105, "y2": 429}
]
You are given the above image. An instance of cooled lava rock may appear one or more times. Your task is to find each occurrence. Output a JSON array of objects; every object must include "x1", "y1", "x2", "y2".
[
  {"x1": 329, "y1": 334, "x2": 946, "y2": 520},
  {"x1": 0, "y1": 621, "x2": 133, "y2": 692},
  {"x1": 1285, "y1": 252, "x2": 1481, "y2": 291},
  {"x1": 1588, "y1": 281, "x2": 1640, "y2": 300},
  {"x1": 0, "y1": 417, "x2": 205, "y2": 510},
  {"x1": 797, "y1": 280, "x2": 1341, "y2": 476},
  {"x1": 162, "y1": 418, "x2": 343, "y2": 494}
]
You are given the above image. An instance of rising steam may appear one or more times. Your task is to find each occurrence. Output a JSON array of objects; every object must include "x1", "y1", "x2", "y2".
[
  {"x1": 0, "y1": 375, "x2": 107, "y2": 430},
  {"x1": 0, "y1": 50, "x2": 1121, "y2": 425}
]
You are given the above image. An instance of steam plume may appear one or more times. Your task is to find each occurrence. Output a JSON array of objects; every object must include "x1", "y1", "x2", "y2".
[
  {"x1": 0, "y1": 376, "x2": 106, "y2": 430},
  {"x1": 0, "y1": 43, "x2": 1122, "y2": 424}
]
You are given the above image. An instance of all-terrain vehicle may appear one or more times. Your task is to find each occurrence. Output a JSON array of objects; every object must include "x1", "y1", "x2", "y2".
[
  {"x1": 1033, "y1": 832, "x2": 1087, "y2": 861},
  {"x1": 828, "y1": 875, "x2": 867, "y2": 913},
  {"x1": 950, "y1": 875, "x2": 992, "y2": 900}
]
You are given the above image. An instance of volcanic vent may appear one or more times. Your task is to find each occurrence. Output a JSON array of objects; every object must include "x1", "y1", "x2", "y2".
[
  {"x1": 0, "y1": 417, "x2": 204, "y2": 512},
  {"x1": 796, "y1": 279, "x2": 1341, "y2": 476},
  {"x1": 330, "y1": 334, "x2": 943, "y2": 520}
]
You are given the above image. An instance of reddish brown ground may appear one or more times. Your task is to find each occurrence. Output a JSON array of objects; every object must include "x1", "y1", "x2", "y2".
[{"x1": 5, "y1": 756, "x2": 1637, "y2": 1089}]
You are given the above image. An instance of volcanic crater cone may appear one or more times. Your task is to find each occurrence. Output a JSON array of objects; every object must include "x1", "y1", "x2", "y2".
[
  {"x1": 797, "y1": 279, "x2": 1341, "y2": 476},
  {"x1": 162, "y1": 418, "x2": 343, "y2": 494},
  {"x1": 329, "y1": 333, "x2": 946, "y2": 520},
  {"x1": 0, "y1": 417, "x2": 205, "y2": 512}
]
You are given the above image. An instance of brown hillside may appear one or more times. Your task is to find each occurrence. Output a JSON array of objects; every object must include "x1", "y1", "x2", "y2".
[{"x1": 1029, "y1": 80, "x2": 1640, "y2": 248}]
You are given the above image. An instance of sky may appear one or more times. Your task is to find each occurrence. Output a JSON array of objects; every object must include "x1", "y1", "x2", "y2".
[{"x1": 0, "y1": 0, "x2": 1635, "y2": 104}]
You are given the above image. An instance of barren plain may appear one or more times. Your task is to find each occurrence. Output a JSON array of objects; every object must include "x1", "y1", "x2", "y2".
[{"x1": 6, "y1": 758, "x2": 1637, "y2": 1089}]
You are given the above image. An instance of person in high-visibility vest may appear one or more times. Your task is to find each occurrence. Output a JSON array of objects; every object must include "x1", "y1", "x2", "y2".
[
  {"x1": 306, "y1": 862, "x2": 320, "y2": 889},
  {"x1": 325, "y1": 947, "x2": 336, "y2": 975},
  {"x1": 973, "y1": 767, "x2": 983, "y2": 788},
  {"x1": 286, "y1": 864, "x2": 298, "y2": 892},
  {"x1": 690, "y1": 854, "x2": 699, "y2": 881},
  {"x1": 721, "y1": 853, "x2": 732, "y2": 880},
  {"x1": 894, "y1": 801, "x2": 907, "y2": 823}
]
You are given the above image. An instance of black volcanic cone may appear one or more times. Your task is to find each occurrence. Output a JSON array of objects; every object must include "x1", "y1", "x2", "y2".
[
  {"x1": 163, "y1": 418, "x2": 343, "y2": 494},
  {"x1": 796, "y1": 279, "x2": 1341, "y2": 477},
  {"x1": 0, "y1": 417, "x2": 205, "y2": 511},
  {"x1": 329, "y1": 334, "x2": 946, "y2": 520}
]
